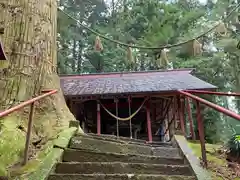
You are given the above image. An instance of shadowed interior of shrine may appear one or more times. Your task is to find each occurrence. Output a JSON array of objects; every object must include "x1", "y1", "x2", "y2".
[{"x1": 66, "y1": 96, "x2": 176, "y2": 141}]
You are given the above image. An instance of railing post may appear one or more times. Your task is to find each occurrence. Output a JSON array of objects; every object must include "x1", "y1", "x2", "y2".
[
  {"x1": 23, "y1": 102, "x2": 35, "y2": 165},
  {"x1": 195, "y1": 100, "x2": 207, "y2": 168}
]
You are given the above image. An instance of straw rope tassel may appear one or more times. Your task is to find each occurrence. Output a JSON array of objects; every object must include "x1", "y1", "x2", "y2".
[
  {"x1": 192, "y1": 39, "x2": 202, "y2": 56},
  {"x1": 95, "y1": 35, "x2": 103, "y2": 51},
  {"x1": 156, "y1": 49, "x2": 169, "y2": 68},
  {"x1": 127, "y1": 45, "x2": 134, "y2": 64},
  {"x1": 215, "y1": 22, "x2": 227, "y2": 36},
  {"x1": 160, "y1": 49, "x2": 169, "y2": 67}
]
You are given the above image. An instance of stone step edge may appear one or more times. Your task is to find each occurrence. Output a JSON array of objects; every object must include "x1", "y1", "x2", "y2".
[
  {"x1": 71, "y1": 136, "x2": 177, "y2": 150},
  {"x1": 79, "y1": 133, "x2": 172, "y2": 146},
  {"x1": 86, "y1": 132, "x2": 167, "y2": 141},
  {"x1": 64, "y1": 148, "x2": 183, "y2": 160},
  {"x1": 57, "y1": 161, "x2": 190, "y2": 168},
  {"x1": 49, "y1": 173, "x2": 196, "y2": 178}
]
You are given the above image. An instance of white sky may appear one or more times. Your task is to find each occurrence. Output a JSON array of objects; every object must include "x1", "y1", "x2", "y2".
[
  {"x1": 199, "y1": 0, "x2": 218, "y2": 5},
  {"x1": 199, "y1": 0, "x2": 207, "y2": 4}
]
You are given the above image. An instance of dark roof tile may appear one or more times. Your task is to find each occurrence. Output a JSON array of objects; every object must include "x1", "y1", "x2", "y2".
[{"x1": 60, "y1": 69, "x2": 217, "y2": 96}]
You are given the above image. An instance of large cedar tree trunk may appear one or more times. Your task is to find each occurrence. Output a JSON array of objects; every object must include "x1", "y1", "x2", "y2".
[{"x1": 0, "y1": 0, "x2": 79, "y2": 143}]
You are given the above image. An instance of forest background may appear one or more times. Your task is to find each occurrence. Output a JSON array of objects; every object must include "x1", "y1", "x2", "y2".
[{"x1": 57, "y1": 0, "x2": 240, "y2": 144}]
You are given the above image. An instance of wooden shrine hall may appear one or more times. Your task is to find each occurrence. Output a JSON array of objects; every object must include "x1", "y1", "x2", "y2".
[{"x1": 60, "y1": 69, "x2": 216, "y2": 142}]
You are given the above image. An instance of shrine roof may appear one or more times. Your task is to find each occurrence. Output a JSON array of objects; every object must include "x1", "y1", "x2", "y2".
[{"x1": 60, "y1": 69, "x2": 217, "y2": 96}]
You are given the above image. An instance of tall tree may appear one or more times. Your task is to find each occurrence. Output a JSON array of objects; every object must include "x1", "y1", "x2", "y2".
[{"x1": 0, "y1": 0, "x2": 78, "y2": 175}]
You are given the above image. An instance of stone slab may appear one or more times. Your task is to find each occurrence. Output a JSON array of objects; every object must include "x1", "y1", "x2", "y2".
[
  {"x1": 62, "y1": 149, "x2": 184, "y2": 165},
  {"x1": 70, "y1": 136, "x2": 180, "y2": 158},
  {"x1": 48, "y1": 174, "x2": 197, "y2": 180},
  {"x1": 54, "y1": 162, "x2": 193, "y2": 175}
]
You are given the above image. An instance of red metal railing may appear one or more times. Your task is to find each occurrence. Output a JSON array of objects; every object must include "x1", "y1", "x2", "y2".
[
  {"x1": 0, "y1": 89, "x2": 58, "y2": 165},
  {"x1": 178, "y1": 90, "x2": 240, "y2": 168},
  {"x1": 185, "y1": 89, "x2": 240, "y2": 97}
]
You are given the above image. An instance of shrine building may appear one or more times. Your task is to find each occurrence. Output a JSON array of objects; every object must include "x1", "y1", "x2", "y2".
[{"x1": 60, "y1": 69, "x2": 216, "y2": 142}]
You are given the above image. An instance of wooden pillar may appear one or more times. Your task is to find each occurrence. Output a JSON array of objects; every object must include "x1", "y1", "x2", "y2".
[
  {"x1": 128, "y1": 96, "x2": 133, "y2": 139},
  {"x1": 174, "y1": 97, "x2": 178, "y2": 130},
  {"x1": 97, "y1": 101, "x2": 101, "y2": 136},
  {"x1": 146, "y1": 100, "x2": 152, "y2": 143},
  {"x1": 186, "y1": 97, "x2": 195, "y2": 140},
  {"x1": 167, "y1": 103, "x2": 172, "y2": 140},
  {"x1": 178, "y1": 96, "x2": 186, "y2": 137},
  {"x1": 165, "y1": 110, "x2": 169, "y2": 142},
  {"x1": 196, "y1": 100, "x2": 207, "y2": 168},
  {"x1": 169, "y1": 99, "x2": 177, "y2": 140},
  {"x1": 115, "y1": 98, "x2": 119, "y2": 137}
]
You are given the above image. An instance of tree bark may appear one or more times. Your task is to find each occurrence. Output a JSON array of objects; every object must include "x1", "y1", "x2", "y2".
[{"x1": 0, "y1": 0, "x2": 79, "y2": 138}]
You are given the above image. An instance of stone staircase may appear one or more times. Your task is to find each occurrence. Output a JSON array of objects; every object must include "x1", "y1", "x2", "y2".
[{"x1": 48, "y1": 133, "x2": 197, "y2": 180}]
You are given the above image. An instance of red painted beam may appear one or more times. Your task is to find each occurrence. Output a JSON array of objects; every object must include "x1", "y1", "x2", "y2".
[
  {"x1": 185, "y1": 90, "x2": 240, "y2": 96},
  {"x1": 0, "y1": 90, "x2": 58, "y2": 118},
  {"x1": 178, "y1": 90, "x2": 240, "y2": 121}
]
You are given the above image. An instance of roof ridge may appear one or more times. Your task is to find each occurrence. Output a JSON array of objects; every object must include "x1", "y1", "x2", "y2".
[{"x1": 59, "y1": 68, "x2": 195, "y2": 77}]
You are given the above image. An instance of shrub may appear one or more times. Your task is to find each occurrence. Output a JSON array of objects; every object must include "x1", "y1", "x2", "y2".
[{"x1": 227, "y1": 134, "x2": 240, "y2": 160}]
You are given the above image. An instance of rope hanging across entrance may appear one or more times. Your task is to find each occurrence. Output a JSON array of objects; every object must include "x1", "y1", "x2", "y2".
[{"x1": 99, "y1": 97, "x2": 148, "y2": 121}]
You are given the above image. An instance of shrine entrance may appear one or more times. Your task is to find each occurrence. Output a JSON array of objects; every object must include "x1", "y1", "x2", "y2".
[
  {"x1": 66, "y1": 95, "x2": 177, "y2": 142},
  {"x1": 99, "y1": 97, "x2": 147, "y2": 138}
]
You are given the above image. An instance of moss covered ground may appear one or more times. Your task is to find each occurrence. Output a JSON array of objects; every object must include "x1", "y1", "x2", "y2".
[
  {"x1": 0, "y1": 116, "x2": 25, "y2": 176},
  {"x1": 0, "y1": 112, "x2": 78, "y2": 179},
  {"x1": 187, "y1": 141, "x2": 240, "y2": 180}
]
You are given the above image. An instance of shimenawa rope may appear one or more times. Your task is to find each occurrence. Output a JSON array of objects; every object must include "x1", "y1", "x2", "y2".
[
  {"x1": 57, "y1": 3, "x2": 240, "y2": 50},
  {"x1": 100, "y1": 98, "x2": 148, "y2": 121}
]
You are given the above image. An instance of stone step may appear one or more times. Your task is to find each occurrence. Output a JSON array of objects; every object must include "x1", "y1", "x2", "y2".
[
  {"x1": 84, "y1": 133, "x2": 172, "y2": 147},
  {"x1": 62, "y1": 149, "x2": 184, "y2": 165},
  {"x1": 48, "y1": 174, "x2": 196, "y2": 180},
  {"x1": 70, "y1": 136, "x2": 181, "y2": 158},
  {"x1": 54, "y1": 162, "x2": 193, "y2": 176},
  {"x1": 139, "y1": 135, "x2": 166, "y2": 141}
]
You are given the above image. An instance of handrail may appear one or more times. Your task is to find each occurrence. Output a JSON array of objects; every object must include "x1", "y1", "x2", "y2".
[
  {"x1": 178, "y1": 90, "x2": 240, "y2": 168},
  {"x1": 0, "y1": 90, "x2": 57, "y2": 118},
  {"x1": 179, "y1": 90, "x2": 240, "y2": 121},
  {"x1": 184, "y1": 90, "x2": 240, "y2": 97},
  {"x1": 0, "y1": 89, "x2": 58, "y2": 165}
]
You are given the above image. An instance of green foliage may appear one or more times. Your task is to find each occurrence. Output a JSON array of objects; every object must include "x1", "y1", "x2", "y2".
[
  {"x1": 0, "y1": 117, "x2": 25, "y2": 176},
  {"x1": 227, "y1": 134, "x2": 240, "y2": 159}
]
